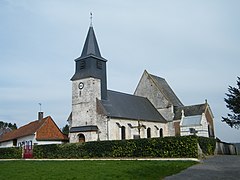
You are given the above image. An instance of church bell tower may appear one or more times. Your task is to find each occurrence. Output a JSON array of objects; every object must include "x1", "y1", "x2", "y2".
[{"x1": 69, "y1": 21, "x2": 107, "y2": 143}]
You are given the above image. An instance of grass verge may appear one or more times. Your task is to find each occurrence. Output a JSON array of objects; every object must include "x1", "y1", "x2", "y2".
[{"x1": 0, "y1": 160, "x2": 197, "y2": 180}]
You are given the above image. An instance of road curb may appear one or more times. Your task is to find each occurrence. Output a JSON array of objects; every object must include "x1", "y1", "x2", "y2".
[{"x1": 0, "y1": 158, "x2": 200, "y2": 162}]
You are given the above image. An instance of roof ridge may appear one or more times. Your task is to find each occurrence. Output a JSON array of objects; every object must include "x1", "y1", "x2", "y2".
[
  {"x1": 11, "y1": 116, "x2": 47, "y2": 130},
  {"x1": 180, "y1": 103, "x2": 206, "y2": 108},
  {"x1": 149, "y1": 73, "x2": 165, "y2": 80},
  {"x1": 107, "y1": 89, "x2": 149, "y2": 100}
]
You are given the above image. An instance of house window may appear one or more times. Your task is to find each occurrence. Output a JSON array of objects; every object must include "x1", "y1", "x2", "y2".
[
  {"x1": 25, "y1": 141, "x2": 32, "y2": 150},
  {"x1": 160, "y1": 128, "x2": 163, "y2": 137},
  {"x1": 25, "y1": 141, "x2": 29, "y2": 150},
  {"x1": 147, "y1": 128, "x2": 151, "y2": 138},
  {"x1": 13, "y1": 139, "x2": 17, "y2": 146},
  {"x1": 121, "y1": 126, "x2": 126, "y2": 140}
]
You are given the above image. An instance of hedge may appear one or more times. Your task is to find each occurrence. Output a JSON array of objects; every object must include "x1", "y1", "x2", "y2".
[
  {"x1": 33, "y1": 136, "x2": 199, "y2": 159},
  {"x1": 197, "y1": 136, "x2": 216, "y2": 155},
  {"x1": 0, "y1": 136, "x2": 216, "y2": 159},
  {"x1": 0, "y1": 147, "x2": 22, "y2": 159}
]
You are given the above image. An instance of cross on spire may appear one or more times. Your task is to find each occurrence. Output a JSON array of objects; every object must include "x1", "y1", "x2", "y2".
[{"x1": 90, "y1": 12, "x2": 93, "y2": 27}]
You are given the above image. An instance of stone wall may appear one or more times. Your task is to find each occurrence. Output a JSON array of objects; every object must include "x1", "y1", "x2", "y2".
[
  {"x1": 214, "y1": 141, "x2": 237, "y2": 155},
  {"x1": 70, "y1": 77, "x2": 101, "y2": 143},
  {"x1": 134, "y1": 71, "x2": 170, "y2": 109},
  {"x1": 71, "y1": 78, "x2": 101, "y2": 127}
]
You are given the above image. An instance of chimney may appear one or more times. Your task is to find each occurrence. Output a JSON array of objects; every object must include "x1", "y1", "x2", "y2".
[{"x1": 38, "y1": 112, "x2": 44, "y2": 120}]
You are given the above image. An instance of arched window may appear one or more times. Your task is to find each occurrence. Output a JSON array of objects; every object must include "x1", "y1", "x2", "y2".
[
  {"x1": 160, "y1": 128, "x2": 163, "y2": 137},
  {"x1": 121, "y1": 126, "x2": 126, "y2": 140},
  {"x1": 147, "y1": 128, "x2": 151, "y2": 138},
  {"x1": 78, "y1": 134, "x2": 85, "y2": 143}
]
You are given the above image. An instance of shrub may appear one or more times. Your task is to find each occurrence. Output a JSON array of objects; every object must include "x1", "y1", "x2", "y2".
[
  {"x1": 33, "y1": 136, "x2": 199, "y2": 159},
  {"x1": 0, "y1": 147, "x2": 22, "y2": 159},
  {"x1": 197, "y1": 136, "x2": 216, "y2": 155},
  {"x1": 0, "y1": 136, "x2": 216, "y2": 159}
]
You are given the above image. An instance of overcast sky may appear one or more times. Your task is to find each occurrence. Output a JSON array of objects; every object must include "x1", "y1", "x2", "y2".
[{"x1": 1, "y1": 0, "x2": 240, "y2": 142}]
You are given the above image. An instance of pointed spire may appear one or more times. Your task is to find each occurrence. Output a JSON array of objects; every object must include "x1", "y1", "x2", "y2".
[
  {"x1": 72, "y1": 19, "x2": 108, "y2": 99},
  {"x1": 80, "y1": 24, "x2": 102, "y2": 59}
]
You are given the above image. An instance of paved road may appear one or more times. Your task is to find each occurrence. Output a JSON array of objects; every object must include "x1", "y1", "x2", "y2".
[{"x1": 165, "y1": 155, "x2": 240, "y2": 180}]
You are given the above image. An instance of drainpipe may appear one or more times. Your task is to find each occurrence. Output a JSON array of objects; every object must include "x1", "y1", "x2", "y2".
[{"x1": 106, "y1": 116, "x2": 110, "y2": 140}]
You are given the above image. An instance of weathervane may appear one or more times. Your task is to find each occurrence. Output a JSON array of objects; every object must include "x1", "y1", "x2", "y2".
[
  {"x1": 38, "y1": 103, "x2": 42, "y2": 112},
  {"x1": 90, "y1": 12, "x2": 93, "y2": 26}
]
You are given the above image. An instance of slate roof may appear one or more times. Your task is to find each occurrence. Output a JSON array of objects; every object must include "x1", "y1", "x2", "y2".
[
  {"x1": 99, "y1": 90, "x2": 167, "y2": 123},
  {"x1": 181, "y1": 115, "x2": 202, "y2": 127},
  {"x1": 77, "y1": 26, "x2": 106, "y2": 61},
  {"x1": 71, "y1": 25, "x2": 107, "y2": 99},
  {"x1": 174, "y1": 103, "x2": 207, "y2": 120},
  {"x1": 70, "y1": 125, "x2": 98, "y2": 133},
  {"x1": 0, "y1": 116, "x2": 68, "y2": 143},
  {"x1": 149, "y1": 74, "x2": 183, "y2": 107}
]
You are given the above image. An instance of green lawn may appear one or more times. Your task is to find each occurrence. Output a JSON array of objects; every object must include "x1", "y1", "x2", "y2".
[{"x1": 0, "y1": 160, "x2": 197, "y2": 180}]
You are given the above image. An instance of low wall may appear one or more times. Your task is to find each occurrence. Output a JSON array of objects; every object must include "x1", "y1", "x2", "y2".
[
  {"x1": 214, "y1": 141, "x2": 237, "y2": 155},
  {"x1": 234, "y1": 143, "x2": 240, "y2": 155}
]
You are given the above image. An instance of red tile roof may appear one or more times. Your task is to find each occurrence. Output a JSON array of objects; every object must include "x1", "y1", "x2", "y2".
[
  {"x1": 36, "y1": 116, "x2": 68, "y2": 141},
  {"x1": 0, "y1": 116, "x2": 68, "y2": 142}
]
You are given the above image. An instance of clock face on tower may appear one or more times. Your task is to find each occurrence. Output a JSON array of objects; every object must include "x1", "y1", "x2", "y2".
[{"x1": 78, "y1": 82, "x2": 84, "y2": 90}]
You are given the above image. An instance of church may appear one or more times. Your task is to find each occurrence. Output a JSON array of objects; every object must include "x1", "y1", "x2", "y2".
[{"x1": 68, "y1": 23, "x2": 215, "y2": 143}]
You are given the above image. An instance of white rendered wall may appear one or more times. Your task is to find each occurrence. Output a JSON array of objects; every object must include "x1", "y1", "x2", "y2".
[
  {"x1": 0, "y1": 140, "x2": 14, "y2": 148},
  {"x1": 108, "y1": 118, "x2": 168, "y2": 140},
  {"x1": 0, "y1": 134, "x2": 64, "y2": 148},
  {"x1": 180, "y1": 114, "x2": 209, "y2": 137}
]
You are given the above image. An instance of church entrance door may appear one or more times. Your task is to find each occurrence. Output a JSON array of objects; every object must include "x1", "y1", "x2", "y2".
[{"x1": 78, "y1": 134, "x2": 85, "y2": 143}]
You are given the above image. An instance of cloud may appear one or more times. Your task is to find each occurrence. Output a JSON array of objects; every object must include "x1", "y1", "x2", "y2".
[{"x1": 1, "y1": 0, "x2": 240, "y2": 142}]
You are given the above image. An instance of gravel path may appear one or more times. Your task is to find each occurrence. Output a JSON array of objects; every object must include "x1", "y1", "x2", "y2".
[{"x1": 165, "y1": 155, "x2": 240, "y2": 180}]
